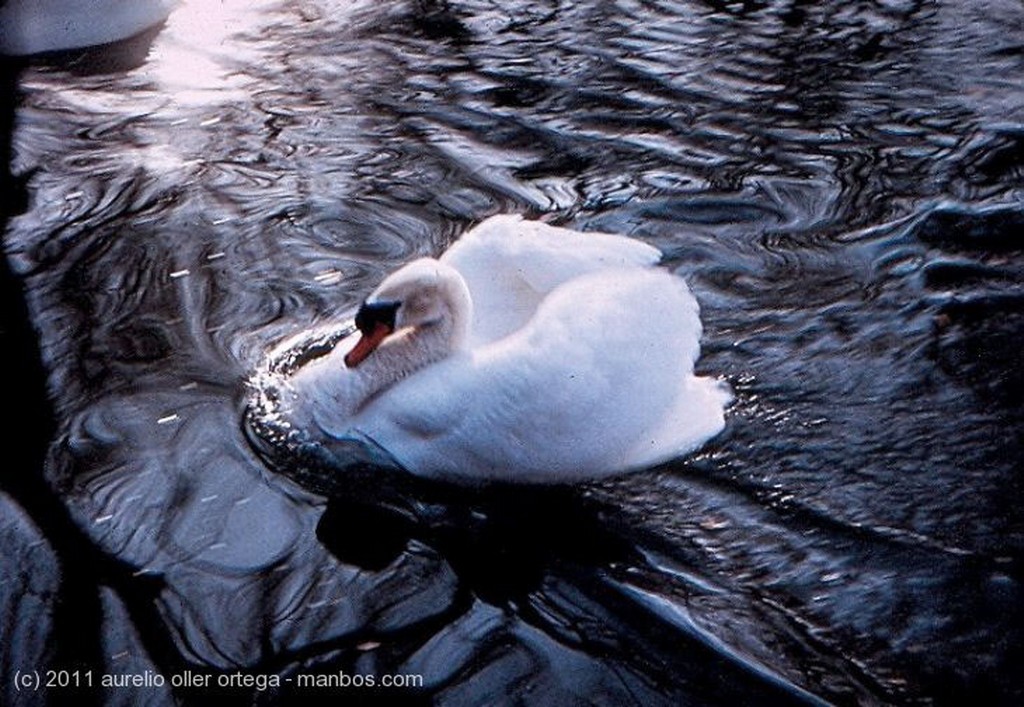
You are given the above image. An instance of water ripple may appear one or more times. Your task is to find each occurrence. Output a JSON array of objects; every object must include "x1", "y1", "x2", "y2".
[{"x1": 4, "y1": 0, "x2": 1022, "y2": 703}]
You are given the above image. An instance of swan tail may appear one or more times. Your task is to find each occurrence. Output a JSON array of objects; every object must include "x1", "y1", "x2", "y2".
[{"x1": 624, "y1": 374, "x2": 732, "y2": 469}]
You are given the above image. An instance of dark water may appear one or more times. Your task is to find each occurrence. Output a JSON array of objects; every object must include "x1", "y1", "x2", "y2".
[{"x1": 2, "y1": 1, "x2": 1023, "y2": 705}]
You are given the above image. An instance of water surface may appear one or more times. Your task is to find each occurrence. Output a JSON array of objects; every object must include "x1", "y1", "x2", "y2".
[{"x1": 2, "y1": 0, "x2": 1022, "y2": 704}]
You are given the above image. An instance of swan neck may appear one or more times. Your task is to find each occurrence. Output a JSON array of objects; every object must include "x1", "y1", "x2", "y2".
[{"x1": 354, "y1": 272, "x2": 471, "y2": 406}]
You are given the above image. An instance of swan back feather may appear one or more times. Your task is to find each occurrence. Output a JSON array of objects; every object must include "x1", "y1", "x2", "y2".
[{"x1": 442, "y1": 215, "x2": 662, "y2": 346}]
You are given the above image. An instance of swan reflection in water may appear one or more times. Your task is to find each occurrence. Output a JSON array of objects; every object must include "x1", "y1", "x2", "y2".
[{"x1": 248, "y1": 215, "x2": 730, "y2": 490}]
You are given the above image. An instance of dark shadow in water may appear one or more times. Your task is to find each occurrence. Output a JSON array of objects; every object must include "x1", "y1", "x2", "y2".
[
  {"x1": 313, "y1": 481, "x2": 831, "y2": 707},
  {"x1": 0, "y1": 37, "x2": 214, "y2": 707},
  {"x1": 1, "y1": 53, "x2": 110, "y2": 707},
  {"x1": 405, "y1": 0, "x2": 472, "y2": 46},
  {"x1": 318, "y1": 484, "x2": 639, "y2": 603},
  {"x1": 317, "y1": 501, "x2": 417, "y2": 571},
  {"x1": 0, "y1": 58, "x2": 30, "y2": 217}
]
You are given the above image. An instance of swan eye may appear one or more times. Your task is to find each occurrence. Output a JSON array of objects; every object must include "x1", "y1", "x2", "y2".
[{"x1": 355, "y1": 300, "x2": 400, "y2": 335}]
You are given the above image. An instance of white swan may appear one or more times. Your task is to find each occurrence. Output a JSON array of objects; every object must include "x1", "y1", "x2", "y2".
[
  {"x1": 0, "y1": 0, "x2": 176, "y2": 56},
  {"x1": 281, "y1": 215, "x2": 730, "y2": 484}
]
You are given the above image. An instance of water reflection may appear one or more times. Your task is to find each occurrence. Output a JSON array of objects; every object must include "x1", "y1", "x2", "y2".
[
  {"x1": 145, "y1": 0, "x2": 282, "y2": 104},
  {"x1": 2, "y1": 0, "x2": 1022, "y2": 704},
  {"x1": 317, "y1": 486, "x2": 637, "y2": 600}
]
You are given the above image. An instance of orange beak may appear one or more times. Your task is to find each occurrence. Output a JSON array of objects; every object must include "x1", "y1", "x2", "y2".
[{"x1": 344, "y1": 322, "x2": 392, "y2": 368}]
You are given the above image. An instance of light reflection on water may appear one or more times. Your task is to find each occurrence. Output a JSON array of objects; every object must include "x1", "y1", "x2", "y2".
[
  {"x1": 2, "y1": 0, "x2": 1022, "y2": 704},
  {"x1": 144, "y1": 0, "x2": 286, "y2": 104}
]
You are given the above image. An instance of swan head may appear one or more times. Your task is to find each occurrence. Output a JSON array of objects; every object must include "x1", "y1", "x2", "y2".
[{"x1": 345, "y1": 258, "x2": 472, "y2": 368}]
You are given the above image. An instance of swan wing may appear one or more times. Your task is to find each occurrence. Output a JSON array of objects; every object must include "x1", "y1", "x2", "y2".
[{"x1": 441, "y1": 215, "x2": 663, "y2": 346}]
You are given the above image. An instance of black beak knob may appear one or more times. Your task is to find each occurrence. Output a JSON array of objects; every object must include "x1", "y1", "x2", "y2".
[{"x1": 354, "y1": 300, "x2": 400, "y2": 334}]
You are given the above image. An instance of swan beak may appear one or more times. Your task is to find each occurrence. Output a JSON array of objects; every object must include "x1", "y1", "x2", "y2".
[
  {"x1": 345, "y1": 300, "x2": 400, "y2": 368},
  {"x1": 344, "y1": 323, "x2": 392, "y2": 368}
]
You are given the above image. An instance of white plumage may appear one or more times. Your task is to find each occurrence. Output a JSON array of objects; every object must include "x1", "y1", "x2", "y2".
[
  {"x1": 0, "y1": 0, "x2": 176, "y2": 56},
  {"x1": 282, "y1": 215, "x2": 730, "y2": 484}
]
